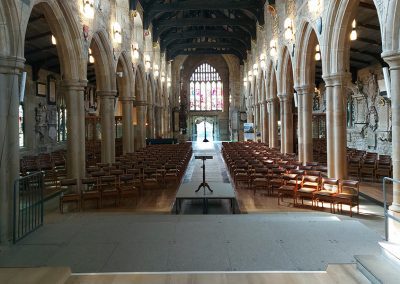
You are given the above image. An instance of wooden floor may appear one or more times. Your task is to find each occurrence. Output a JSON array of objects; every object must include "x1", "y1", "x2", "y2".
[{"x1": 0, "y1": 264, "x2": 369, "y2": 284}]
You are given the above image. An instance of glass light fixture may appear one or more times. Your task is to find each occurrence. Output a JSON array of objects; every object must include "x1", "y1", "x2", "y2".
[
  {"x1": 88, "y1": 48, "x2": 95, "y2": 63},
  {"x1": 145, "y1": 55, "x2": 151, "y2": 71},
  {"x1": 131, "y1": 43, "x2": 140, "y2": 60},
  {"x1": 315, "y1": 44, "x2": 321, "y2": 61},
  {"x1": 51, "y1": 35, "x2": 57, "y2": 45},
  {"x1": 284, "y1": 18, "x2": 294, "y2": 40},
  {"x1": 161, "y1": 72, "x2": 165, "y2": 83},
  {"x1": 83, "y1": 0, "x2": 95, "y2": 19},
  {"x1": 167, "y1": 77, "x2": 171, "y2": 87},
  {"x1": 350, "y1": 19, "x2": 357, "y2": 41},
  {"x1": 270, "y1": 39, "x2": 277, "y2": 57},
  {"x1": 253, "y1": 63, "x2": 258, "y2": 73},
  {"x1": 154, "y1": 64, "x2": 159, "y2": 77},
  {"x1": 260, "y1": 54, "x2": 266, "y2": 70},
  {"x1": 308, "y1": 0, "x2": 321, "y2": 14},
  {"x1": 248, "y1": 70, "x2": 253, "y2": 80},
  {"x1": 243, "y1": 77, "x2": 248, "y2": 87},
  {"x1": 113, "y1": 22, "x2": 122, "y2": 44}
]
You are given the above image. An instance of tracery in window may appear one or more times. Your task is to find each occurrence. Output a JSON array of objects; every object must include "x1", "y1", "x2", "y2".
[{"x1": 189, "y1": 63, "x2": 223, "y2": 111}]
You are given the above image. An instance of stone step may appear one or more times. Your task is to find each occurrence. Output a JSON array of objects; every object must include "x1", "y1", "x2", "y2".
[
  {"x1": 355, "y1": 254, "x2": 400, "y2": 284},
  {"x1": 66, "y1": 264, "x2": 369, "y2": 284},
  {"x1": 0, "y1": 267, "x2": 71, "y2": 284},
  {"x1": 380, "y1": 241, "x2": 400, "y2": 263}
]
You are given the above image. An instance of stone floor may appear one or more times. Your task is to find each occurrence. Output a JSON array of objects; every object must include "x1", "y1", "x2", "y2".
[{"x1": 0, "y1": 141, "x2": 386, "y2": 274}]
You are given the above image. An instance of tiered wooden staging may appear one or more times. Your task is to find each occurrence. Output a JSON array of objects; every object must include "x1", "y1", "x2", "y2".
[{"x1": 222, "y1": 142, "x2": 360, "y2": 216}]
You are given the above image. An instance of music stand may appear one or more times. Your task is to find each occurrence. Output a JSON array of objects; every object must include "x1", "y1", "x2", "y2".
[{"x1": 195, "y1": 155, "x2": 213, "y2": 193}]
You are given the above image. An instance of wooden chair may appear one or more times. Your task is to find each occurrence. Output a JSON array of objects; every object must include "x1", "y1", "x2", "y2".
[
  {"x1": 251, "y1": 168, "x2": 269, "y2": 196},
  {"x1": 313, "y1": 178, "x2": 339, "y2": 212},
  {"x1": 81, "y1": 177, "x2": 101, "y2": 210},
  {"x1": 59, "y1": 178, "x2": 80, "y2": 213},
  {"x1": 119, "y1": 174, "x2": 139, "y2": 206},
  {"x1": 269, "y1": 168, "x2": 285, "y2": 196},
  {"x1": 100, "y1": 175, "x2": 119, "y2": 207},
  {"x1": 297, "y1": 175, "x2": 320, "y2": 206},
  {"x1": 334, "y1": 180, "x2": 360, "y2": 217},
  {"x1": 278, "y1": 173, "x2": 298, "y2": 205}
]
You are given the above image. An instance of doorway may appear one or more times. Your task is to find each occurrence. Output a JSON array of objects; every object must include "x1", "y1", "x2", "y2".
[{"x1": 196, "y1": 121, "x2": 214, "y2": 142}]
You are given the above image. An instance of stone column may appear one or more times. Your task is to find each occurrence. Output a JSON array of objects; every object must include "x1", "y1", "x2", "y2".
[
  {"x1": 262, "y1": 102, "x2": 269, "y2": 144},
  {"x1": 254, "y1": 104, "x2": 259, "y2": 139},
  {"x1": 332, "y1": 75, "x2": 348, "y2": 180},
  {"x1": 62, "y1": 80, "x2": 87, "y2": 180},
  {"x1": 303, "y1": 89, "x2": 314, "y2": 164},
  {"x1": 136, "y1": 101, "x2": 147, "y2": 148},
  {"x1": 0, "y1": 56, "x2": 24, "y2": 243},
  {"x1": 383, "y1": 54, "x2": 400, "y2": 214},
  {"x1": 120, "y1": 97, "x2": 133, "y2": 154},
  {"x1": 268, "y1": 98, "x2": 278, "y2": 148},
  {"x1": 279, "y1": 94, "x2": 293, "y2": 154},
  {"x1": 296, "y1": 89, "x2": 304, "y2": 163},
  {"x1": 147, "y1": 104, "x2": 155, "y2": 138},
  {"x1": 98, "y1": 90, "x2": 116, "y2": 163},
  {"x1": 323, "y1": 76, "x2": 335, "y2": 178}
]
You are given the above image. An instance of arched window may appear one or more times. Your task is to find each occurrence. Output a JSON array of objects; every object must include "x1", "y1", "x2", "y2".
[
  {"x1": 189, "y1": 63, "x2": 223, "y2": 111},
  {"x1": 19, "y1": 104, "x2": 24, "y2": 147}
]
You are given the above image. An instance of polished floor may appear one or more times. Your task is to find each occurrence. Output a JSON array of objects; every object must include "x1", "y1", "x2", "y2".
[{"x1": 0, "y1": 142, "x2": 386, "y2": 274}]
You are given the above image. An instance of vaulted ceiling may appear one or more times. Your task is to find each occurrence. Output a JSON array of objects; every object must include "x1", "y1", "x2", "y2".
[{"x1": 138, "y1": 0, "x2": 267, "y2": 62}]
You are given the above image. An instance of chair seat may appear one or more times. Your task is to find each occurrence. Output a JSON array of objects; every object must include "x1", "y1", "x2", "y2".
[
  {"x1": 61, "y1": 193, "x2": 80, "y2": 202},
  {"x1": 279, "y1": 185, "x2": 295, "y2": 191},
  {"x1": 315, "y1": 190, "x2": 335, "y2": 196},
  {"x1": 335, "y1": 193, "x2": 357, "y2": 199},
  {"x1": 303, "y1": 182, "x2": 318, "y2": 187},
  {"x1": 298, "y1": 187, "x2": 317, "y2": 193}
]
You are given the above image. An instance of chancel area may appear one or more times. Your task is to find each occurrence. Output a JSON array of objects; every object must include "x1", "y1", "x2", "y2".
[{"x1": 1, "y1": 0, "x2": 400, "y2": 283}]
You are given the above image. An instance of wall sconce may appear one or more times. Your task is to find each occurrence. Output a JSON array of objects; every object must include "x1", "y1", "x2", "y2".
[
  {"x1": 260, "y1": 54, "x2": 266, "y2": 70},
  {"x1": 161, "y1": 72, "x2": 165, "y2": 83},
  {"x1": 167, "y1": 77, "x2": 171, "y2": 87},
  {"x1": 154, "y1": 64, "x2": 159, "y2": 77},
  {"x1": 315, "y1": 44, "x2": 321, "y2": 61},
  {"x1": 253, "y1": 63, "x2": 258, "y2": 73},
  {"x1": 83, "y1": 0, "x2": 95, "y2": 19},
  {"x1": 270, "y1": 39, "x2": 277, "y2": 57},
  {"x1": 131, "y1": 43, "x2": 140, "y2": 60},
  {"x1": 88, "y1": 48, "x2": 95, "y2": 63},
  {"x1": 243, "y1": 77, "x2": 248, "y2": 88},
  {"x1": 308, "y1": 0, "x2": 322, "y2": 14},
  {"x1": 350, "y1": 19, "x2": 357, "y2": 41},
  {"x1": 145, "y1": 55, "x2": 151, "y2": 72},
  {"x1": 248, "y1": 70, "x2": 253, "y2": 81},
  {"x1": 51, "y1": 35, "x2": 57, "y2": 45},
  {"x1": 113, "y1": 22, "x2": 122, "y2": 44},
  {"x1": 284, "y1": 18, "x2": 294, "y2": 40}
]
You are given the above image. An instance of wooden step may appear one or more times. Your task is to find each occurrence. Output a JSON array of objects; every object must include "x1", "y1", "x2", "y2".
[{"x1": 0, "y1": 267, "x2": 71, "y2": 284}]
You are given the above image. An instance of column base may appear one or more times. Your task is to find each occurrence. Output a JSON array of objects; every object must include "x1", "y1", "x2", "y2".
[{"x1": 388, "y1": 209, "x2": 400, "y2": 244}]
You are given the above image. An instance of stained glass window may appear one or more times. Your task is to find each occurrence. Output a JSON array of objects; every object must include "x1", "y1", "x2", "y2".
[
  {"x1": 19, "y1": 104, "x2": 24, "y2": 147},
  {"x1": 189, "y1": 63, "x2": 223, "y2": 111}
]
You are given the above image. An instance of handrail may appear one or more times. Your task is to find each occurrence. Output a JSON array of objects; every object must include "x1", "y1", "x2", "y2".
[{"x1": 383, "y1": 176, "x2": 400, "y2": 241}]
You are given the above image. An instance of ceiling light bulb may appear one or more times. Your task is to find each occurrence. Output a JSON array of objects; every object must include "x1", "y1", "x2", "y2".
[
  {"x1": 83, "y1": 0, "x2": 95, "y2": 19},
  {"x1": 315, "y1": 44, "x2": 320, "y2": 52},
  {"x1": 51, "y1": 35, "x2": 57, "y2": 45},
  {"x1": 89, "y1": 55, "x2": 95, "y2": 64},
  {"x1": 315, "y1": 52, "x2": 321, "y2": 61},
  {"x1": 284, "y1": 28, "x2": 293, "y2": 40},
  {"x1": 352, "y1": 19, "x2": 357, "y2": 28},
  {"x1": 350, "y1": 29, "x2": 357, "y2": 41},
  {"x1": 253, "y1": 63, "x2": 258, "y2": 72},
  {"x1": 284, "y1": 18, "x2": 292, "y2": 29}
]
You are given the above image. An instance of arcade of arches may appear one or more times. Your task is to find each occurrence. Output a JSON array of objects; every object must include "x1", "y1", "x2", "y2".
[{"x1": 1, "y1": 0, "x2": 400, "y2": 279}]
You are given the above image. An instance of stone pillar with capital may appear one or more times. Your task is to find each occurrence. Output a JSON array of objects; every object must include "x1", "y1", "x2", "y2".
[
  {"x1": 262, "y1": 101, "x2": 269, "y2": 144},
  {"x1": 383, "y1": 53, "x2": 400, "y2": 216},
  {"x1": 120, "y1": 97, "x2": 134, "y2": 154},
  {"x1": 279, "y1": 94, "x2": 293, "y2": 154},
  {"x1": 135, "y1": 100, "x2": 147, "y2": 149},
  {"x1": 268, "y1": 97, "x2": 278, "y2": 148},
  {"x1": 98, "y1": 90, "x2": 116, "y2": 163},
  {"x1": 62, "y1": 80, "x2": 87, "y2": 181},
  {"x1": 0, "y1": 56, "x2": 24, "y2": 243},
  {"x1": 303, "y1": 88, "x2": 314, "y2": 164},
  {"x1": 323, "y1": 76, "x2": 335, "y2": 178},
  {"x1": 147, "y1": 104, "x2": 155, "y2": 138}
]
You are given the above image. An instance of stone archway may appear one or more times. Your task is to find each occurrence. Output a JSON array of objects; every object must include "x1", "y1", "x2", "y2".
[
  {"x1": 266, "y1": 62, "x2": 279, "y2": 148},
  {"x1": 133, "y1": 64, "x2": 146, "y2": 149}
]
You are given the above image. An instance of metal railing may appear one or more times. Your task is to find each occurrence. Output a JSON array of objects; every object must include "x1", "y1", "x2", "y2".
[
  {"x1": 13, "y1": 172, "x2": 44, "y2": 243},
  {"x1": 383, "y1": 177, "x2": 400, "y2": 241}
]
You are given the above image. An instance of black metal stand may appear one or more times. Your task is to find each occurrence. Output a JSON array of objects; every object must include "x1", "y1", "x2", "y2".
[
  {"x1": 195, "y1": 156, "x2": 213, "y2": 193},
  {"x1": 203, "y1": 117, "x2": 209, "y2": 142}
]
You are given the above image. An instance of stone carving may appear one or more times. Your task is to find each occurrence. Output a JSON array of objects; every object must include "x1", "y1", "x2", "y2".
[{"x1": 35, "y1": 103, "x2": 48, "y2": 143}]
